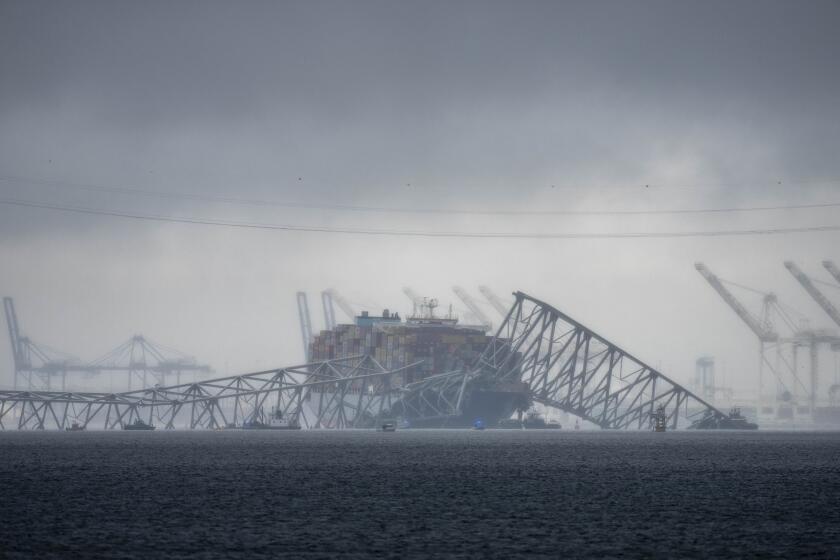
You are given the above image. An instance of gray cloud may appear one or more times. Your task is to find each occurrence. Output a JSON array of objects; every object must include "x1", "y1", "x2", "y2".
[{"x1": 0, "y1": 0, "x2": 839, "y2": 397}]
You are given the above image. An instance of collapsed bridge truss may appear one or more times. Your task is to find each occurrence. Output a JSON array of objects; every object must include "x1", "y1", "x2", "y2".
[
  {"x1": 0, "y1": 292, "x2": 730, "y2": 430},
  {"x1": 0, "y1": 356, "x2": 416, "y2": 430},
  {"x1": 472, "y1": 292, "x2": 728, "y2": 429}
]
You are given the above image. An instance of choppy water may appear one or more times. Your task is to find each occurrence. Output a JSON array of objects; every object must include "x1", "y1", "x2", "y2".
[{"x1": 1, "y1": 430, "x2": 839, "y2": 559}]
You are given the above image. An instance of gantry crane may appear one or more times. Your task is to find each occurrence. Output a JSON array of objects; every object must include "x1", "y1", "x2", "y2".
[
  {"x1": 452, "y1": 286, "x2": 492, "y2": 330},
  {"x1": 86, "y1": 334, "x2": 211, "y2": 390},
  {"x1": 4, "y1": 297, "x2": 209, "y2": 391},
  {"x1": 3, "y1": 296, "x2": 84, "y2": 390},
  {"x1": 696, "y1": 263, "x2": 831, "y2": 419},
  {"x1": 783, "y1": 262, "x2": 840, "y2": 412},
  {"x1": 695, "y1": 263, "x2": 798, "y2": 415}
]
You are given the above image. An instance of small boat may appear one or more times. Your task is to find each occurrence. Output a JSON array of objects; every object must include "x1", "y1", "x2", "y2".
[
  {"x1": 378, "y1": 422, "x2": 396, "y2": 432},
  {"x1": 66, "y1": 421, "x2": 85, "y2": 432},
  {"x1": 123, "y1": 418, "x2": 155, "y2": 431},
  {"x1": 472, "y1": 419, "x2": 486, "y2": 431},
  {"x1": 523, "y1": 411, "x2": 561, "y2": 430}
]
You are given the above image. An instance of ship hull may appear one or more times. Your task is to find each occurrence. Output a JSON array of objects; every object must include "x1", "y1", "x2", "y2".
[{"x1": 401, "y1": 389, "x2": 529, "y2": 429}]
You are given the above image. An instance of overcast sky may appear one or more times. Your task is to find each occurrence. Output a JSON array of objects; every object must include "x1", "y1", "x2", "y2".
[{"x1": 1, "y1": 0, "x2": 839, "y2": 398}]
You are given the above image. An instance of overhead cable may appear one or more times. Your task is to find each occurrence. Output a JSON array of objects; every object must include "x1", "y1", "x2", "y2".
[
  {"x1": 2, "y1": 197, "x2": 840, "y2": 239},
  {"x1": 3, "y1": 174, "x2": 840, "y2": 216}
]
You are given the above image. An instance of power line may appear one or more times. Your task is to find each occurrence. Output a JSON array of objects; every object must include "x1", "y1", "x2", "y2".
[
  {"x1": 3, "y1": 174, "x2": 840, "y2": 216},
  {"x1": 2, "y1": 197, "x2": 840, "y2": 239}
]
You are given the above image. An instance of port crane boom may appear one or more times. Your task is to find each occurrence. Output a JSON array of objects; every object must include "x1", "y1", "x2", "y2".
[
  {"x1": 695, "y1": 263, "x2": 778, "y2": 342},
  {"x1": 452, "y1": 286, "x2": 492, "y2": 329},
  {"x1": 3, "y1": 297, "x2": 24, "y2": 373},
  {"x1": 324, "y1": 289, "x2": 356, "y2": 321},
  {"x1": 478, "y1": 286, "x2": 511, "y2": 318},
  {"x1": 823, "y1": 261, "x2": 840, "y2": 286},
  {"x1": 402, "y1": 287, "x2": 422, "y2": 305},
  {"x1": 321, "y1": 291, "x2": 337, "y2": 330},
  {"x1": 785, "y1": 261, "x2": 840, "y2": 328},
  {"x1": 402, "y1": 287, "x2": 424, "y2": 316},
  {"x1": 296, "y1": 292, "x2": 313, "y2": 360}
]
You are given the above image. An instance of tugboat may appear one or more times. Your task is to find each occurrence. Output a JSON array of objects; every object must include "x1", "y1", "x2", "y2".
[
  {"x1": 123, "y1": 418, "x2": 155, "y2": 431},
  {"x1": 689, "y1": 407, "x2": 759, "y2": 430},
  {"x1": 66, "y1": 421, "x2": 85, "y2": 432},
  {"x1": 722, "y1": 407, "x2": 758, "y2": 430},
  {"x1": 240, "y1": 407, "x2": 301, "y2": 430},
  {"x1": 522, "y1": 410, "x2": 561, "y2": 429}
]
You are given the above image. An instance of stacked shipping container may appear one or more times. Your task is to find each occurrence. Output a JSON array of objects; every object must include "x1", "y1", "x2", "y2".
[{"x1": 309, "y1": 320, "x2": 492, "y2": 387}]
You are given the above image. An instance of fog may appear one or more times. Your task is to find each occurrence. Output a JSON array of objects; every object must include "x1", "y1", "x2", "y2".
[{"x1": 1, "y1": 0, "x2": 839, "y2": 396}]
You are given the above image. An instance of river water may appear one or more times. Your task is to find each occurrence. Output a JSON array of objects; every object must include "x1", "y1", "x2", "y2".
[{"x1": 1, "y1": 430, "x2": 838, "y2": 558}]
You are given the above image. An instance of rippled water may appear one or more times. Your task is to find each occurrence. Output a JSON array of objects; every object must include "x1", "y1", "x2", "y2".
[{"x1": 1, "y1": 430, "x2": 839, "y2": 558}]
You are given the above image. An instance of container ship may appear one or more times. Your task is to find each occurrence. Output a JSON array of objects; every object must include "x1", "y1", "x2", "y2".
[{"x1": 308, "y1": 299, "x2": 529, "y2": 428}]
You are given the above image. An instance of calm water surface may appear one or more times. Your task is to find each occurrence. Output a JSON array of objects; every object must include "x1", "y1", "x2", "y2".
[{"x1": 1, "y1": 430, "x2": 838, "y2": 558}]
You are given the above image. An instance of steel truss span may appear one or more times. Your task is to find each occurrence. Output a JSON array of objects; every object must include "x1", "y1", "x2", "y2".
[
  {"x1": 0, "y1": 292, "x2": 732, "y2": 430},
  {"x1": 0, "y1": 356, "x2": 416, "y2": 431},
  {"x1": 476, "y1": 292, "x2": 729, "y2": 429}
]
